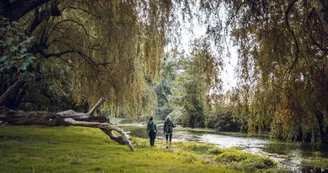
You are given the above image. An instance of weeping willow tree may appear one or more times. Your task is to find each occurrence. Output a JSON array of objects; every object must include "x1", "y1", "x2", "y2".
[
  {"x1": 45, "y1": 0, "x2": 174, "y2": 115},
  {"x1": 58, "y1": 0, "x2": 168, "y2": 115},
  {"x1": 0, "y1": 0, "x2": 176, "y2": 151},
  {"x1": 0, "y1": 0, "x2": 177, "y2": 116},
  {"x1": 217, "y1": 0, "x2": 328, "y2": 142}
]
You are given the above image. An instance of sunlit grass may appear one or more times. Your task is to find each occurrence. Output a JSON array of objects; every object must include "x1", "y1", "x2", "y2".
[
  {"x1": 0, "y1": 126, "x2": 243, "y2": 173},
  {"x1": 174, "y1": 142, "x2": 286, "y2": 173}
]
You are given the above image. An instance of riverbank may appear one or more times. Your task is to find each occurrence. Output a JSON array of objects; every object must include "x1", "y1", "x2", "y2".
[{"x1": 0, "y1": 126, "x2": 284, "y2": 173}]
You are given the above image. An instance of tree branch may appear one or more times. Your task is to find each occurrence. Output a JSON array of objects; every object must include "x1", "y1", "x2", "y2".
[
  {"x1": 0, "y1": 80, "x2": 26, "y2": 108},
  {"x1": 47, "y1": 19, "x2": 96, "y2": 42},
  {"x1": 5, "y1": 0, "x2": 51, "y2": 21},
  {"x1": 64, "y1": 118, "x2": 136, "y2": 152},
  {"x1": 41, "y1": 50, "x2": 77, "y2": 58},
  {"x1": 62, "y1": 6, "x2": 101, "y2": 19},
  {"x1": 285, "y1": 0, "x2": 300, "y2": 72},
  {"x1": 87, "y1": 97, "x2": 105, "y2": 116}
]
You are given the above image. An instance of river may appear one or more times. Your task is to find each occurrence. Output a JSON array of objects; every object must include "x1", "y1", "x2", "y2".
[{"x1": 118, "y1": 123, "x2": 328, "y2": 173}]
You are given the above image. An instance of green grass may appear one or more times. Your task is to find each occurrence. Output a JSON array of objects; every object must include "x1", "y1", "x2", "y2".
[
  {"x1": 175, "y1": 127, "x2": 216, "y2": 133},
  {"x1": 0, "y1": 126, "x2": 285, "y2": 173},
  {"x1": 302, "y1": 157, "x2": 328, "y2": 169},
  {"x1": 0, "y1": 126, "x2": 243, "y2": 173},
  {"x1": 174, "y1": 142, "x2": 286, "y2": 173}
]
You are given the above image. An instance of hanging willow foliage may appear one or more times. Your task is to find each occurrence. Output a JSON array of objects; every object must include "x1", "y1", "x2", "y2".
[
  {"x1": 20, "y1": 0, "x2": 175, "y2": 115},
  {"x1": 166, "y1": 0, "x2": 328, "y2": 142},
  {"x1": 67, "y1": 0, "x2": 171, "y2": 115},
  {"x1": 214, "y1": 0, "x2": 328, "y2": 142}
]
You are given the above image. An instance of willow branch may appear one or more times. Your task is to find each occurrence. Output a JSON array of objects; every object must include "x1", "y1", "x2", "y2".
[
  {"x1": 62, "y1": 6, "x2": 101, "y2": 19},
  {"x1": 284, "y1": 0, "x2": 300, "y2": 72}
]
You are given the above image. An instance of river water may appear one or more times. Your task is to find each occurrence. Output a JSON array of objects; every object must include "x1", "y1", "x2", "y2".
[{"x1": 118, "y1": 123, "x2": 328, "y2": 173}]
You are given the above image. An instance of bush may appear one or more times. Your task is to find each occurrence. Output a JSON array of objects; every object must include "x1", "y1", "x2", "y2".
[
  {"x1": 130, "y1": 137, "x2": 148, "y2": 148},
  {"x1": 216, "y1": 151, "x2": 248, "y2": 162},
  {"x1": 191, "y1": 144, "x2": 213, "y2": 153},
  {"x1": 215, "y1": 113, "x2": 243, "y2": 132},
  {"x1": 179, "y1": 143, "x2": 216, "y2": 153},
  {"x1": 216, "y1": 149, "x2": 277, "y2": 171},
  {"x1": 209, "y1": 148, "x2": 224, "y2": 155}
]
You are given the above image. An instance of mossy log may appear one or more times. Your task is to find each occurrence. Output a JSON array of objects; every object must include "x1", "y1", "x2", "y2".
[{"x1": 0, "y1": 97, "x2": 136, "y2": 151}]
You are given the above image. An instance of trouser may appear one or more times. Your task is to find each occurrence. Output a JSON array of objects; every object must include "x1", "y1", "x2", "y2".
[
  {"x1": 148, "y1": 132, "x2": 156, "y2": 146},
  {"x1": 165, "y1": 134, "x2": 172, "y2": 142}
]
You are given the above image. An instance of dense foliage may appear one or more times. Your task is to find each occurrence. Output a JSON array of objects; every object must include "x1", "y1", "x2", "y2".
[{"x1": 223, "y1": 0, "x2": 328, "y2": 142}]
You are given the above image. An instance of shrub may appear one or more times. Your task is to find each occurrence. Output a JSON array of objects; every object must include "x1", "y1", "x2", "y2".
[
  {"x1": 216, "y1": 149, "x2": 277, "y2": 171},
  {"x1": 209, "y1": 148, "x2": 224, "y2": 155},
  {"x1": 215, "y1": 113, "x2": 243, "y2": 132},
  {"x1": 216, "y1": 152, "x2": 248, "y2": 162},
  {"x1": 177, "y1": 152, "x2": 198, "y2": 163}
]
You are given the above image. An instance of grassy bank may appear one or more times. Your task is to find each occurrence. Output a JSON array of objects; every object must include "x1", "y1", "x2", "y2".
[
  {"x1": 302, "y1": 157, "x2": 328, "y2": 169},
  {"x1": 0, "y1": 126, "x2": 283, "y2": 173}
]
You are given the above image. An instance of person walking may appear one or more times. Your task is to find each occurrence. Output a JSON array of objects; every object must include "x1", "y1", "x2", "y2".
[
  {"x1": 146, "y1": 116, "x2": 157, "y2": 146},
  {"x1": 163, "y1": 115, "x2": 175, "y2": 149}
]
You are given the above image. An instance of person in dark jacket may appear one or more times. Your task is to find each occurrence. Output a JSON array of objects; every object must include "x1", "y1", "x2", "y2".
[
  {"x1": 146, "y1": 116, "x2": 157, "y2": 146},
  {"x1": 163, "y1": 115, "x2": 175, "y2": 149}
]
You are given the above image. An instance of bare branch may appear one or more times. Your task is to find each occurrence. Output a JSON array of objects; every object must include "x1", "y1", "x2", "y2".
[
  {"x1": 47, "y1": 19, "x2": 96, "y2": 42},
  {"x1": 87, "y1": 97, "x2": 105, "y2": 116},
  {"x1": 41, "y1": 50, "x2": 77, "y2": 58},
  {"x1": 273, "y1": 31, "x2": 284, "y2": 51},
  {"x1": 64, "y1": 118, "x2": 136, "y2": 151}
]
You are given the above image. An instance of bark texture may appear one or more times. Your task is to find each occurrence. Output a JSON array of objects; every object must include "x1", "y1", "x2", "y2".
[{"x1": 0, "y1": 97, "x2": 136, "y2": 151}]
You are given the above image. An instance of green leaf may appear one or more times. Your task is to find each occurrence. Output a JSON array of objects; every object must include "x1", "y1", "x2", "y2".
[
  {"x1": 19, "y1": 63, "x2": 28, "y2": 71},
  {"x1": 6, "y1": 37, "x2": 14, "y2": 46},
  {"x1": 22, "y1": 37, "x2": 34, "y2": 44},
  {"x1": 0, "y1": 66, "x2": 7, "y2": 72},
  {"x1": 26, "y1": 55, "x2": 35, "y2": 62},
  {"x1": 9, "y1": 45, "x2": 18, "y2": 52},
  {"x1": 19, "y1": 47, "x2": 27, "y2": 54},
  {"x1": 11, "y1": 21, "x2": 19, "y2": 25},
  {"x1": 19, "y1": 53, "x2": 28, "y2": 59},
  {"x1": 0, "y1": 56, "x2": 8, "y2": 62},
  {"x1": 6, "y1": 25, "x2": 12, "y2": 31}
]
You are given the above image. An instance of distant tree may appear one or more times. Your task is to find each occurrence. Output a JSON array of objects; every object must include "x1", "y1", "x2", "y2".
[
  {"x1": 180, "y1": 38, "x2": 221, "y2": 128},
  {"x1": 155, "y1": 53, "x2": 179, "y2": 119}
]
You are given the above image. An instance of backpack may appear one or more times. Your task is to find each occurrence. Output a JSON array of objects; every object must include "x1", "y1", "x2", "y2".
[
  {"x1": 148, "y1": 121, "x2": 156, "y2": 132},
  {"x1": 165, "y1": 120, "x2": 173, "y2": 133}
]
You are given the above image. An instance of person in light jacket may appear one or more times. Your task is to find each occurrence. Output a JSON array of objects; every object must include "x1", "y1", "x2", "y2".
[{"x1": 163, "y1": 115, "x2": 175, "y2": 149}]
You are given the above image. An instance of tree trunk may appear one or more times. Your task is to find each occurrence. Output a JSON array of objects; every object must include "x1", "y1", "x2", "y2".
[
  {"x1": 0, "y1": 72, "x2": 4, "y2": 95},
  {"x1": 0, "y1": 97, "x2": 136, "y2": 152},
  {"x1": 0, "y1": 80, "x2": 26, "y2": 109},
  {"x1": 312, "y1": 0, "x2": 328, "y2": 34},
  {"x1": 2, "y1": 0, "x2": 50, "y2": 21}
]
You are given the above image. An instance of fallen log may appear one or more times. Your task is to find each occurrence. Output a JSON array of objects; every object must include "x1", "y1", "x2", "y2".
[{"x1": 0, "y1": 97, "x2": 136, "y2": 152}]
